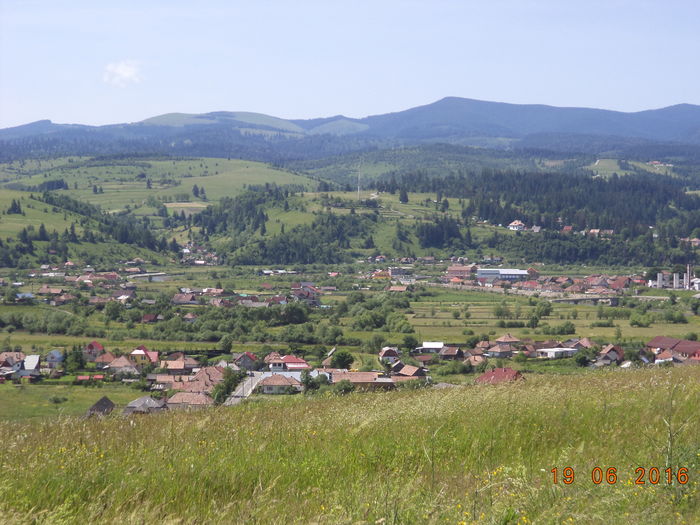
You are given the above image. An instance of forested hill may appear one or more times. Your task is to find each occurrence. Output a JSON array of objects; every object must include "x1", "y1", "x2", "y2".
[{"x1": 2, "y1": 98, "x2": 699, "y2": 162}]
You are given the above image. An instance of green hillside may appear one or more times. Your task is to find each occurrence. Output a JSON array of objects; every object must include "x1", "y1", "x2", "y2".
[
  {"x1": 1, "y1": 367, "x2": 698, "y2": 523},
  {"x1": 0, "y1": 157, "x2": 315, "y2": 213}
]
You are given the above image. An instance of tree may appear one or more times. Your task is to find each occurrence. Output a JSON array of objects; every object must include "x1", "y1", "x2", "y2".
[
  {"x1": 332, "y1": 379, "x2": 355, "y2": 395},
  {"x1": 331, "y1": 350, "x2": 354, "y2": 369},
  {"x1": 64, "y1": 347, "x2": 86, "y2": 374},
  {"x1": 535, "y1": 301, "x2": 553, "y2": 318},
  {"x1": 402, "y1": 334, "x2": 418, "y2": 352},
  {"x1": 211, "y1": 368, "x2": 246, "y2": 404},
  {"x1": 399, "y1": 188, "x2": 408, "y2": 204},
  {"x1": 104, "y1": 300, "x2": 123, "y2": 321},
  {"x1": 219, "y1": 334, "x2": 233, "y2": 353},
  {"x1": 192, "y1": 184, "x2": 200, "y2": 198}
]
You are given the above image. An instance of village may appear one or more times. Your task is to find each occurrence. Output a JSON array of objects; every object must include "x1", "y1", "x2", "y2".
[
  {"x1": 1, "y1": 251, "x2": 700, "y2": 417},
  {"x1": 2, "y1": 328, "x2": 698, "y2": 415}
]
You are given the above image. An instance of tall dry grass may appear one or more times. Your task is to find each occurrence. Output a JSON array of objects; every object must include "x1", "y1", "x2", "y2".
[{"x1": 1, "y1": 367, "x2": 698, "y2": 524}]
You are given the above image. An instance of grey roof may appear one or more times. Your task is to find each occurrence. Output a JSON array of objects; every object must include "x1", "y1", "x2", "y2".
[
  {"x1": 47, "y1": 350, "x2": 64, "y2": 361},
  {"x1": 126, "y1": 395, "x2": 166, "y2": 409},
  {"x1": 87, "y1": 396, "x2": 115, "y2": 416},
  {"x1": 123, "y1": 396, "x2": 167, "y2": 414}
]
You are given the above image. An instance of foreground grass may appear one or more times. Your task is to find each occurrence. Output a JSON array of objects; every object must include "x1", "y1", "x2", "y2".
[{"x1": 1, "y1": 368, "x2": 699, "y2": 524}]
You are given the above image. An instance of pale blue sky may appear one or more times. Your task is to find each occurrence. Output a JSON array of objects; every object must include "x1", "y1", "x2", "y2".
[{"x1": 1, "y1": 0, "x2": 699, "y2": 128}]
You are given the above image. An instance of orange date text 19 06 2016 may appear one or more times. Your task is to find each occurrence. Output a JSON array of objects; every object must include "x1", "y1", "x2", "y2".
[{"x1": 551, "y1": 466, "x2": 689, "y2": 485}]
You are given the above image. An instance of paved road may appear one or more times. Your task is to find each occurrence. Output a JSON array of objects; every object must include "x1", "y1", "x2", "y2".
[{"x1": 223, "y1": 371, "x2": 263, "y2": 406}]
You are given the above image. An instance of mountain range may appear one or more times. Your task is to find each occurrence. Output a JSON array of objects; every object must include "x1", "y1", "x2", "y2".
[{"x1": 2, "y1": 97, "x2": 699, "y2": 161}]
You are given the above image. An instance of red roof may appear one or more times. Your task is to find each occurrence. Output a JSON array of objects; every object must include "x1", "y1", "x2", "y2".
[
  {"x1": 76, "y1": 375, "x2": 90, "y2": 381},
  {"x1": 281, "y1": 355, "x2": 308, "y2": 364},
  {"x1": 87, "y1": 340, "x2": 104, "y2": 351},
  {"x1": 647, "y1": 335, "x2": 681, "y2": 350},
  {"x1": 475, "y1": 368, "x2": 523, "y2": 385}
]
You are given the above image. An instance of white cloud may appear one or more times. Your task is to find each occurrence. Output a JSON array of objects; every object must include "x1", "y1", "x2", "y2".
[{"x1": 102, "y1": 60, "x2": 141, "y2": 87}]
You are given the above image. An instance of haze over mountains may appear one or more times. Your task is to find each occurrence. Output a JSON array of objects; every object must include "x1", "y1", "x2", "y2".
[{"x1": 2, "y1": 97, "x2": 699, "y2": 161}]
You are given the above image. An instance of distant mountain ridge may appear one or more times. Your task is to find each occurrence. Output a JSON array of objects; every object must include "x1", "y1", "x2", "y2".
[{"x1": 2, "y1": 97, "x2": 699, "y2": 161}]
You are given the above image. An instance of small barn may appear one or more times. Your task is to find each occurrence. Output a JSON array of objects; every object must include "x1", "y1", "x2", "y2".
[{"x1": 86, "y1": 396, "x2": 115, "y2": 417}]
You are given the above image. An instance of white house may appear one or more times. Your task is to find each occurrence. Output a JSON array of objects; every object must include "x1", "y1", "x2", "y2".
[
  {"x1": 536, "y1": 347, "x2": 579, "y2": 359},
  {"x1": 415, "y1": 342, "x2": 444, "y2": 353},
  {"x1": 378, "y1": 347, "x2": 401, "y2": 364},
  {"x1": 508, "y1": 220, "x2": 525, "y2": 231}
]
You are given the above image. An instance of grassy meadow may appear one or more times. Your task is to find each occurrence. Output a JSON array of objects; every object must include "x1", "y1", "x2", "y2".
[
  {"x1": 0, "y1": 367, "x2": 698, "y2": 524},
  {"x1": 0, "y1": 383, "x2": 141, "y2": 421},
  {"x1": 0, "y1": 157, "x2": 313, "y2": 213}
]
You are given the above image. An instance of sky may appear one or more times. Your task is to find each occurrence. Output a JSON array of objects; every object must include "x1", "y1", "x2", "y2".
[{"x1": 1, "y1": 0, "x2": 699, "y2": 128}]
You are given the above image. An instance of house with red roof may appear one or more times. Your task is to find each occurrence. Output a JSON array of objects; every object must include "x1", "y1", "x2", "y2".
[
  {"x1": 378, "y1": 346, "x2": 401, "y2": 364},
  {"x1": 83, "y1": 341, "x2": 105, "y2": 362},
  {"x1": 475, "y1": 367, "x2": 523, "y2": 385},
  {"x1": 232, "y1": 351, "x2": 258, "y2": 370},
  {"x1": 281, "y1": 355, "x2": 311, "y2": 371},
  {"x1": 257, "y1": 374, "x2": 303, "y2": 394},
  {"x1": 130, "y1": 346, "x2": 159, "y2": 367}
]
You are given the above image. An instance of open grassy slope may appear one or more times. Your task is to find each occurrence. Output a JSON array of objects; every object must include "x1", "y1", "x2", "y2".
[
  {"x1": 1, "y1": 367, "x2": 698, "y2": 524},
  {"x1": 0, "y1": 157, "x2": 314, "y2": 213},
  {"x1": 0, "y1": 189, "x2": 83, "y2": 237}
]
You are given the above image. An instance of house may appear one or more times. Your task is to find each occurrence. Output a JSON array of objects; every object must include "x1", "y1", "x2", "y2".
[
  {"x1": 171, "y1": 293, "x2": 198, "y2": 305},
  {"x1": 46, "y1": 350, "x2": 64, "y2": 369},
  {"x1": 446, "y1": 265, "x2": 475, "y2": 280},
  {"x1": 465, "y1": 355, "x2": 486, "y2": 367},
  {"x1": 329, "y1": 371, "x2": 395, "y2": 390},
  {"x1": 508, "y1": 220, "x2": 525, "y2": 231},
  {"x1": 670, "y1": 339, "x2": 700, "y2": 359},
  {"x1": 0, "y1": 351, "x2": 26, "y2": 367},
  {"x1": 50, "y1": 294, "x2": 76, "y2": 306},
  {"x1": 281, "y1": 355, "x2": 311, "y2": 371},
  {"x1": 149, "y1": 374, "x2": 188, "y2": 391},
  {"x1": 378, "y1": 346, "x2": 401, "y2": 364},
  {"x1": 565, "y1": 337, "x2": 596, "y2": 350},
  {"x1": 394, "y1": 364, "x2": 426, "y2": 377},
  {"x1": 108, "y1": 356, "x2": 139, "y2": 376},
  {"x1": 475, "y1": 367, "x2": 523, "y2": 384},
  {"x1": 179, "y1": 366, "x2": 226, "y2": 394},
  {"x1": 267, "y1": 355, "x2": 286, "y2": 372},
  {"x1": 141, "y1": 313, "x2": 158, "y2": 324},
  {"x1": 183, "y1": 313, "x2": 198, "y2": 323},
  {"x1": 94, "y1": 352, "x2": 116, "y2": 368},
  {"x1": 654, "y1": 349, "x2": 685, "y2": 365},
  {"x1": 645, "y1": 336, "x2": 682, "y2": 353},
  {"x1": 495, "y1": 333, "x2": 520, "y2": 345},
  {"x1": 488, "y1": 344, "x2": 514, "y2": 358},
  {"x1": 536, "y1": 347, "x2": 579, "y2": 359},
  {"x1": 593, "y1": 344, "x2": 625, "y2": 367},
  {"x1": 415, "y1": 341, "x2": 444, "y2": 354},
  {"x1": 476, "y1": 269, "x2": 529, "y2": 283},
  {"x1": 130, "y1": 346, "x2": 159, "y2": 367},
  {"x1": 123, "y1": 396, "x2": 167, "y2": 415},
  {"x1": 13, "y1": 355, "x2": 41, "y2": 380},
  {"x1": 232, "y1": 351, "x2": 258, "y2": 371},
  {"x1": 167, "y1": 392, "x2": 215, "y2": 409},
  {"x1": 438, "y1": 345, "x2": 464, "y2": 360},
  {"x1": 83, "y1": 341, "x2": 105, "y2": 362},
  {"x1": 257, "y1": 374, "x2": 303, "y2": 394},
  {"x1": 86, "y1": 396, "x2": 115, "y2": 417}
]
